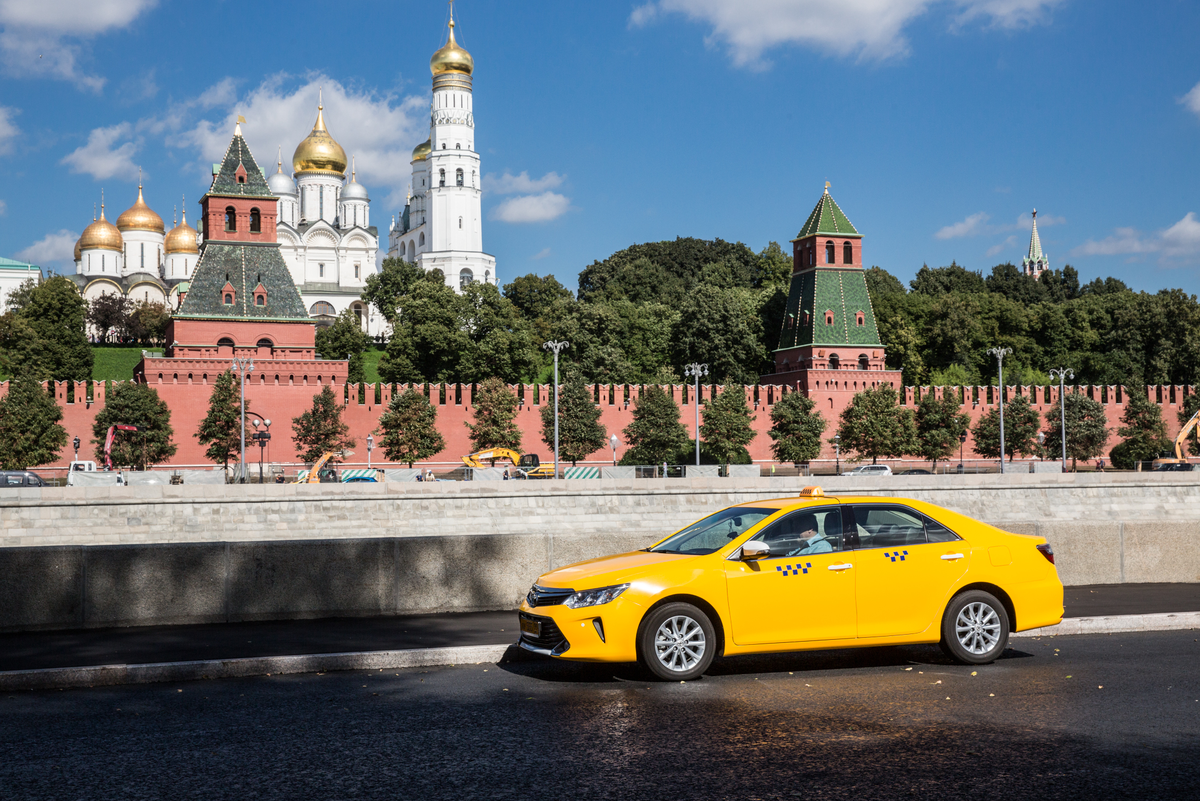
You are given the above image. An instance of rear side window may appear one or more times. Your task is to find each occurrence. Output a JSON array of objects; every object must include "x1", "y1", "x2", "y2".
[
  {"x1": 847, "y1": 505, "x2": 961, "y2": 548},
  {"x1": 923, "y1": 516, "x2": 961, "y2": 542},
  {"x1": 5, "y1": 475, "x2": 21, "y2": 486}
]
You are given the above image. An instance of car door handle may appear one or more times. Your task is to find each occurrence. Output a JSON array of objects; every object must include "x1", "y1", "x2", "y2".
[
  {"x1": 941, "y1": 553, "x2": 965, "y2": 561},
  {"x1": 827, "y1": 563, "x2": 853, "y2": 571}
]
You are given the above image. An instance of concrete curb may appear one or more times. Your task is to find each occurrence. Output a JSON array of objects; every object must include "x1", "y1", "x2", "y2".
[{"x1": 1013, "y1": 611, "x2": 1200, "y2": 638}]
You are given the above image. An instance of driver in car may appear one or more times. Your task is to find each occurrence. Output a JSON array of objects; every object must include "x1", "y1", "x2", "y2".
[{"x1": 787, "y1": 516, "x2": 832, "y2": 555}]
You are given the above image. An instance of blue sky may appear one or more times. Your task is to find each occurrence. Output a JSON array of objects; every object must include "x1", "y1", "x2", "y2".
[{"x1": 3, "y1": 0, "x2": 1200, "y2": 296}]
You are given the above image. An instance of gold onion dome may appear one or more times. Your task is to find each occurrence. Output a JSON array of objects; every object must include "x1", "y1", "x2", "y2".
[
  {"x1": 73, "y1": 236, "x2": 82, "y2": 262},
  {"x1": 115, "y1": 185, "x2": 165, "y2": 233},
  {"x1": 292, "y1": 103, "x2": 347, "y2": 175},
  {"x1": 412, "y1": 138, "x2": 431, "y2": 162},
  {"x1": 79, "y1": 204, "x2": 123, "y2": 252},
  {"x1": 164, "y1": 208, "x2": 199, "y2": 255},
  {"x1": 430, "y1": 18, "x2": 473, "y2": 76}
]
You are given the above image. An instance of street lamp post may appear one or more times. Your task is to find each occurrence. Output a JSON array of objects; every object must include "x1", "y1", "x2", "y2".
[
  {"x1": 832, "y1": 435, "x2": 841, "y2": 476},
  {"x1": 987, "y1": 347, "x2": 1012, "y2": 473},
  {"x1": 543, "y1": 340, "x2": 569, "y2": 480},
  {"x1": 250, "y1": 418, "x2": 272, "y2": 484},
  {"x1": 367, "y1": 434, "x2": 374, "y2": 469},
  {"x1": 73, "y1": 436, "x2": 80, "y2": 461},
  {"x1": 683, "y1": 363, "x2": 709, "y2": 466},
  {"x1": 958, "y1": 431, "x2": 968, "y2": 473},
  {"x1": 1049, "y1": 367, "x2": 1074, "y2": 471},
  {"x1": 609, "y1": 433, "x2": 619, "y2": 466},
  {"x1": 231, "y1": 357, "x2": 254, "y2": 483}
]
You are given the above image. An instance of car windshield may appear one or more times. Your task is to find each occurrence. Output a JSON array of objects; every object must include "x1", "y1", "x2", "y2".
[{"x1": 649, "y1": 507, "x2": 776, "y2": 555}]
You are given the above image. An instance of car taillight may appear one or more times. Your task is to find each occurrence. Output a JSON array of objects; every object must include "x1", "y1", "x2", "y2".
[{"x1": 1036, "y1": 544, "x2": 1055, "y2": 565}]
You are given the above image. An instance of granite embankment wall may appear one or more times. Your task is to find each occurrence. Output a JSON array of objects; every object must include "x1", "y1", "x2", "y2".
[{"x1": 1, "y1": 474, "x2": 1198, "y2": 632}]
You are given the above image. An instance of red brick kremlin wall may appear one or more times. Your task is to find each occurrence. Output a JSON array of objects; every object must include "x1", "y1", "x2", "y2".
[{"x1": 3, "y1": 379, "x2": 1195, "y2": 473}]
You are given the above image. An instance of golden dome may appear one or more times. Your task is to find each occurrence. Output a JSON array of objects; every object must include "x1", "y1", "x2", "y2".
[
  {"x1": 73, "y1": 236, "x2": 82, "y2": 262},
  {"x1": 79, "y1": 204, "x2": 123, "y2": 252},
  {"x1": 115, "y1": 185, "x2": 165, "y2": 233},
  {"x1": 430, "y1": 18, "x2": 473, "y2": 76},
  {"x1": 292, "y1": 103, "x2": 347, "y2": 175},
  {"x1": 164, "y1": 207, "x2": 199, "y2": 255},
  {"x1": 412, "y1": 138, "x2": 431, "y2": 162}
]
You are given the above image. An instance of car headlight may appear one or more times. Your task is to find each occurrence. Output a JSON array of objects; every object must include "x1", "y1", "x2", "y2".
[{"x1": 564, "y1": 583, "x2": 630, "y2": 609}]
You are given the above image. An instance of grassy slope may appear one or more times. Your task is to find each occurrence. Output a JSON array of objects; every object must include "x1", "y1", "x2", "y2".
[{"x1": 92, "y1": 347, "x2": 161, "y2": 381}]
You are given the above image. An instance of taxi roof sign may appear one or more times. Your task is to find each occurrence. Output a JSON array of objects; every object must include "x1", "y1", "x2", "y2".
[{"x1": 799, "y1": 486, "x2": 825, "y2": 497}]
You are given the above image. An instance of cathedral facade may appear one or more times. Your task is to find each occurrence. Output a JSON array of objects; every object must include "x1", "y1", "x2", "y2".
[{"x1": 387, "y1": 10, "x2": 497, "y2": 292}]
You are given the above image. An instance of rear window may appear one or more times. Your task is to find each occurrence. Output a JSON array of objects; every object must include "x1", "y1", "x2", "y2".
[{"x1": 650, "y1": 507, "x2": 776, "y2": 556}]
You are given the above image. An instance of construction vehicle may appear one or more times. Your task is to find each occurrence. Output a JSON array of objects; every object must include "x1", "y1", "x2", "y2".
[
  {"x1": 1152, "y1": 409, "x2": 1200, "y2": 469},
  {"x1": 102, "y1": 424, "x2": 139, "y2": 470},
  {"x1": 292, "y1": 450, "x2": 353, "y2": 484},
  {"x1": 461, "y1": 448, "x2": 555, "y2": 478}
]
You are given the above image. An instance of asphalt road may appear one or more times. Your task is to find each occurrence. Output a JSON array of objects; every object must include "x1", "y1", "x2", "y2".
[{"x1": 1, "y1": 630, "x2": 1197, "y2": 800}]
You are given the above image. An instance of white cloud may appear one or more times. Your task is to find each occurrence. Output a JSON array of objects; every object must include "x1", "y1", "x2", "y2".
[
  {"x1": 0, "y1": 0, "x2": 158, "y2": 91},
  {"x1": 532, "y1": 247, "x2": 552, "y2": 260},
  {"x1": 60, "y1": 122, "x2": 141, "y2": 180},
  {"x1": 1071, "y1": 214, "x2": 1200, "y2": 261},
  {"x1": 0, "y1": 199, "x2": 7, "y2": 216},
  {"x1": 986, "y1": 234, "x2": 1017, "y2": 257},
  {"x1": 1180, "y1": 81, "x2": 1200, "y2": 119},
  {"x1": 630, "y1": 0, "x2": 1063, "y2": 67},
  {"x1": 936, "y1": 211, "x2": 990, "y2": 239},
  {"x1": 0, "y1": 104, "x2": 17, "y2": 154},
  {"x1": 491, "y1": 192, "x2": 571, "y2": 224},
  {"x1": 16, "y1": 229, "x2": 79, "y2": 266},
  {"x1": 485, "y1": 170, "x2": 565, "y2": 195},
  {"x1": 1159, "y1": 212, "x2": 1200, "y2": 258}
]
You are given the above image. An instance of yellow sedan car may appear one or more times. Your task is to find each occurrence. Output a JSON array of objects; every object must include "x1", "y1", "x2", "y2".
[{"x1": 518, "y1": 489, "x2": 1063, "y2": 680}]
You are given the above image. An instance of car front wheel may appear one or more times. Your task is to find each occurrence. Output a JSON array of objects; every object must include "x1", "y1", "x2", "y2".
[
  {"x1": 941, "y1": 590, "x2": 1010, "y2": 665},
  {"x1": 638, "y1": 602, "x2": 716, "y2": 681}
]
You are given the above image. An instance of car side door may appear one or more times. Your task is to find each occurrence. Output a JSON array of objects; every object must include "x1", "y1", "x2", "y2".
[
  {"x1": 848, "y1": 504, "x2": 970, "y2": 639},
  {"x1": 724, "y1": 507, "x2": 857, "y2": 645}
]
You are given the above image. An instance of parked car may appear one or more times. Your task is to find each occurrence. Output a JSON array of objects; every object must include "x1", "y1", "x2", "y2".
[
  {"x1": 518, "y1": 487, "x2": 1064, "y2": 680},
  {"x1": 1152, "y1": 463, "x2": 1195, "y2": 472},
  {"x1": 897, "y1": 469, "x2": 933, "y2": 475},
  {"x1": 0, "y1": 471, "x2": 46, "y2": 487},
  {"x1": 843, "y1": 464, "x2": 893, "y2": 476}
]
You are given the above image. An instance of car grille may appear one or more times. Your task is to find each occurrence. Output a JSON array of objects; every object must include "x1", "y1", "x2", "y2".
[
  {"x1": 526, "y1": 584, "x2": 574, "y2": 607},
  {"x1": 519, "y1": 611, "x2": 570, "y2": 654}
]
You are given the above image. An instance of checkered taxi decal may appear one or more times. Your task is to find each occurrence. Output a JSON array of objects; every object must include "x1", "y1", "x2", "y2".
[
  {"x1": 884, "y1": 550, "x2": 909, "y2": 562},
  {"x1": 776, "y1": 563, "x2": 812, "y2": 576}
]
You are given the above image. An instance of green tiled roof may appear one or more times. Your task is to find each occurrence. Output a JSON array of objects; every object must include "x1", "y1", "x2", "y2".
[
  {"x1": 0, "y1": 257, "x2": 40, "y2": 271},
  {"x1": 776, "y1": 267, "x2": 882, "y2": 350},
  {"x1": 176, "y1": 242, "x2": 309, "y2": 321},
  {"x1": 795, "y1": 189, "x2": 860, "y2": 239},
  {"x1": 210, "y1": 133, "x2": 275, "y2": 198}
]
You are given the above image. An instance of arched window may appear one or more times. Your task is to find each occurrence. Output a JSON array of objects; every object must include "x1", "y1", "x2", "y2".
[
  {"x1": 456, "y1": 143, "x2": 461, "y2": 149},
  {"x1": 829, "y1": 354, "x2": 840, "y2": 370},
  {"x1": 456, "y1": 168, "x2": 464, "y2": 186},
  {"x1": 250, "y1": 208, "x2": 261, "y2": 233},
  {"x1": 472, "y1": 170, "x2": 476, "y2": 187},
  {"x1": 439, "y1": 169, "x2": 446, "y2": 187},
  {"x1": 459, "y1": 216, "x2": 463, "y2": 229},
  {"x1": 855, "y1": 311, "x2": 865, "y2": 326},
  {"x1": 419, "y1": 232, "x2": 425, "y2": 246},
  {"x1": 825, "y1": 310, "x2": 834, "y2": 326},
  {"x1": 353, "y1": 303, "x2": 364, "y2": 328},
  {"x1": 309, "y1": 301, "x2": 336, "y2": 317},
  {"x1": 843, "y1": 241, "x2": 853, "y2": 264},
  {"x1": 223, "y1": 293, "x2": 233, "y2": 305},
  {"x1": 399, "y1": 241, "x2": 406, "y2": 256},
  {"x1": 459, "y1": 268, "x2": 474, "y2": 290},
  {"x1": 225, "y1": 207, "x2": 237, "y2": 232},
  {"x1": 484, "y1": 270, "x2": 490, "y2": 283},
  {"x1": 218, "y1": 337, "x2": 235, "y2": 350},
  {"x1": 257, "y1": 338, "x2": 274, "y2": 349},
  {"x1": 255, "y1": 295, "x2": 265, "y2": 306},
  {"x1": 409, "y1": 239, "x2": 416, "y2": 254},
  {"x1": 825, "y1": 242, "x2": 835, "y2": 264},
  {"x1": 858, "y1": 354, "x2": 870, "y2": 371}
]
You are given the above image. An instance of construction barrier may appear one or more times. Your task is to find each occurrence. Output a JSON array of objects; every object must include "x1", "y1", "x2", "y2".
[{"x1": 563, "y1": 466, "x2": 601, "y2": 479}]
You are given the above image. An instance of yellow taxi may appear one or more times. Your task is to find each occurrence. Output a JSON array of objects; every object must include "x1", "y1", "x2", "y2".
[{"x1": 518, "y1": 489, "x2": 1063, "y2": 680}]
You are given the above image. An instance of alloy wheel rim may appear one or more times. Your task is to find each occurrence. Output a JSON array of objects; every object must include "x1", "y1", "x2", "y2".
[
  {"x1": 654, "y1": 615, "x2": 706, "y2": 672},
  {"x1": 955, "y1": 601, "x2": 1001, "y2": 655}
]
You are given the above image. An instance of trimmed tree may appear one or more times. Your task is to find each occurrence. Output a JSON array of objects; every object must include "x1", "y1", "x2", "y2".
[
  {"x1": 1111, "y1": 391, "x2": 1171, "y2": 469},
  {"x1": 700, "y1": 386, "x2": 756, "y2": 468},
  {"x1": 91, "y1": 382, "x2": 177, "y2": 469},
  {"x1": 970, "y1": 393, "x2": 1042, "y2": 461},
  {"x1": 291, "y1": 385, "x2": 355, "y2": 463},
  {"x1": 0, "y1": 369, "x2": 67, "y2": 469},
  {"x1": 836, "y1": 385, "x2": 918, "y2": 464},
  {"x1": 619, "y1": 385, "x2": 689, "y2": 466},
  {"x1": 540, "y1": 371, "x2": 606, "y2": 465},
  {"x1": 768, "y1": 391, "x2": 826, "y2": 465},
  {"x1": 466, "y1": 376, "x2": 522, "y2": 452},
  {"x1": 378, "y1": 387, "x2": 446, "y2": 467},
  {"x1": 195, "y1": 370, "x2": 249, "y2": 469},
  {"x1": 915, "y1": 389, "x2": 972, "y2": 469},
  {"x1": 316, "y1": 308, "x2": 371, "y2": 384},
  {"x1": 1044, "y1": 391, "x2": 1111, "y2": 470}
]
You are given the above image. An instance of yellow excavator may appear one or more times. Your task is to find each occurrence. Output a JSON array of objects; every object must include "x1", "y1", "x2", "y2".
[
  {"x1": 292, "y1": 450, "x2": 352, "y2": 483},
  {"x1": 1151, "y1": 409, "x2": 1200, "y2": 470},
  {"x1": 461, "y1": 448, "x2": 555, "y2": 479}
]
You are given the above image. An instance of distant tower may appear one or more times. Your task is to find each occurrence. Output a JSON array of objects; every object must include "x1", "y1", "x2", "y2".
[{"x1": 1022, "y1": 209, "x2": 1049, "y2": 278}]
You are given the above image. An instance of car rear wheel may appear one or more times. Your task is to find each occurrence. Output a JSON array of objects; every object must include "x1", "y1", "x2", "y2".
[
  {"x1": 639, "y1": 602, "x2": 715, "y2": 681},
  {"x1": 940, "y1": 590, "x2": 1010, "y2": 665}
]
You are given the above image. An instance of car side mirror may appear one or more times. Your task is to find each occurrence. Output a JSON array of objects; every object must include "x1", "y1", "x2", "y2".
[{"x1": 742, "y1": 541, "x2": 770, "y2": 561}]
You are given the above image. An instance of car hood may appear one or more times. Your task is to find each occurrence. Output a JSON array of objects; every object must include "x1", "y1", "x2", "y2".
[{"x1": 536, "y1": 550, "x2": 691, "y2": 589}]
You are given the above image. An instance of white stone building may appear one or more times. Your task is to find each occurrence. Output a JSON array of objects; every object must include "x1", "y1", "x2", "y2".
[{"x1": 0, "y1": 257, "x2": 42, "y2": 310}]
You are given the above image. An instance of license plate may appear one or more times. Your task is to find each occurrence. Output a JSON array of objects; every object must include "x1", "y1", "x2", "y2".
[{"x1": 520, "y1": 618, "x2": 541, "y2": 637}]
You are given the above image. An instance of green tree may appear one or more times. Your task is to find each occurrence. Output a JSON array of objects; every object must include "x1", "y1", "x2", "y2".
[
  {"x1": 362, "y1": 257, "x2": 426, "y2": 324},
  {"x1": 377, "y1": 387, "x2": 446, "y2": 467},
  {"x1": 504, "y1": 273, "x2": 574, "y2": 343},
  {"x1": 909, "y1": 262, "x2": 987, "y2": 295},
  {"x1": 194, "y1": 370, "x2": 249, "y2": 469},
  {"x1": 836, "y1": 385, "x2": 918, "y2": 464},
  {"x1": 669, "y1": 284, "x2": 764, "y2": 384},
  {"x1": 970, "y1": 394, "x2": 1042, "y2": 461},
  {"x1": 91, "y1": 382, "x2": 177, "y2": 469},
  {"x1": 619, "y1": 385, "x2": 689, "y2": 466},
  {"x1": 700, "y1": 386, "x2": 757, "y2": 468},
  {"x1": 291, "y1": 385, "x2": 354, "y2": 463},
  {"x1": 125, "y1": 301, "x2": 170, "y2": 346},
  {"x1": 755, "y1": 241, "x2": 792, "y2": 290},
  {"x1": 4, "y1": 279, "x2": 38, "y2": 313},
  {"x1": 1110, "y1": 392, "x2": 1171, "y2": 469},
  {"x1": 928, "y1": 364, "x2": 976, "y2": 386},
  {"x1": 1044, "y1": 392, "x2": 1111, "y2": 470},
  {"x1": 316, "y1": 308, "x2": 371, "y2": 383},
  {"x1": 864, "y1": 266, "x2": 907, "y2": 298},
  {"x1": 540, "y1": 370, "x2": 606, "y2": 465},
  {"x1": 768, "y1": 391, "x2": 826, "y2": 464},
  {"x1": 458, "y1": 283, "x2": 539, "y2": 384},
  {"x1": 380, "y1": 278, "x2": 467, "y2": 382},
  {"x1": 0, "y1": 369, "x2": 67, "y2": 469},
  {"x1": 1, "y1": 277, "x2": 93, "y2": 381},
  {"x1": 87, "y1": 293, "x2": 129, "y2": 343},
  {"x1": 915, "y1": 390, "x2": 971, "y2": 468},
  {"x1": 1177, "y1": 392, "x2": 1200, "y2": 457},
  {"x1": 465, "y1": 376, "x2": 522, "y2": 452}
]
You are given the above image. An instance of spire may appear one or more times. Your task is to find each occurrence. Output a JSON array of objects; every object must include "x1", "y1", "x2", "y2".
[
  {"x1": 92, "y1": 202, "x2": 96, "y2": 222},
  {"x1": 100, "y1": 188, "x2": 106, "y2": 219},
  {"x1": 235, "y1": 114, "x2": 245, "y2": 136},
  {"x1": 277, "y1": 146, "x2": 283, "y2": 174},
  {"x1": 351, "y1": 154, "x2": 356, "y2": 182},
  {"x1": 181, "y1": 194, "x2": 188, "y2": 225},
  {"x1": 1022, "y1": 208, "x2": 1049, "y2": 277},
  {"x1": 173, "y1": 205, "x2": 178, "y2": 227},
  {"x1": 1027, "y1": 209, "x2": 1043, "y2": 261}
]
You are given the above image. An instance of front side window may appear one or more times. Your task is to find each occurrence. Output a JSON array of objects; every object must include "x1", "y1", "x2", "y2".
[
  {"x1": 749, "y1": 508, "x2": 843, "y2": 557},
  {"x1": 649, "y1": 507, "x2": 776, "y2": 556}
]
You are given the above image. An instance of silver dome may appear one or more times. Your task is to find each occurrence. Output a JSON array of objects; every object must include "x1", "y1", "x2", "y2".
[
  {"x1": 341, "y1": 179, "x2": 369, "y2": 201},
  {"x1": 268, "y1": 171, "x2": 297, "y2": 196}
]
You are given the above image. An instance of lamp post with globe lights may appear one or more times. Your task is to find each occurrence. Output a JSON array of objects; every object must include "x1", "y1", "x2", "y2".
[
  {"x1": 543, "y1": 340, "x2": 569, "y2": 480},
  {"x1": 987, "y1": 347, "x2": 1012, "y2": 473},
  {"x1": 683, "y1": 363, "x2": 709, "y2": 466},
  {"x1": 1049, "y1": 367, "x2": 1074, "y2": 470},
  {"x1": 231, "y1": 356, "x2": 254, "y2": 483}
]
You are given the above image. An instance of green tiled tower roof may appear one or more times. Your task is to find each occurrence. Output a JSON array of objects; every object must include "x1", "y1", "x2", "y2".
[
  {"x1": 777, "y1": 268, "x2": 882, "y2": 350},
  {"x1": 176, "y1": 243, "x2": 309, "y2": 321},
  {"x1": 210, "y1": 128, "x2": 275, "y2": 198},
  {"x1": 795, "y1": 186, "x2": 860, "y2": 239}
]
